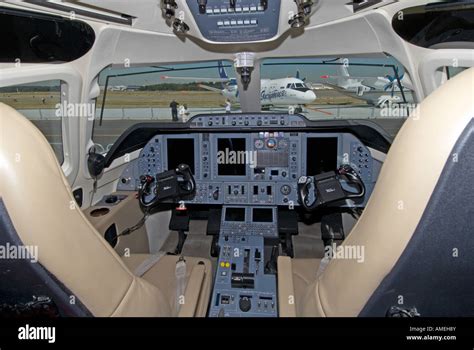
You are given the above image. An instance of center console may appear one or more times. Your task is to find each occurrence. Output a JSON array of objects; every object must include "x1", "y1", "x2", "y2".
[{"x1": 208, "y1": 206, "x2": 279, "y2": 317}]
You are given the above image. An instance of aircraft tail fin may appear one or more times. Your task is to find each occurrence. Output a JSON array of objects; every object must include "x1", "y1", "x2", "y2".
[
  {"x1": 218, "y1": 60, "x2": 229, "y2": 80},
  {"x1": 218, "y1": 60, "x2": 237, "y2": 88},
  {"x1": 337, "y1": 58, "x2": 350, "y2": 78}
]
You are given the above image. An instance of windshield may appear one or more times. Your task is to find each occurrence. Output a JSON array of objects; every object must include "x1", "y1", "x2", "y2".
[
  {"x1": 93, "y1": 60, "x2": 235, "y2": 154},
  {"x1": 260, "y1": 56, "x2": 416, "y2": 138}
]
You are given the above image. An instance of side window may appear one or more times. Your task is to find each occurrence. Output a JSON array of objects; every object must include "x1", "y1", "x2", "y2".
[
  {"x1": 446, "y1": 66, "x2": 468, "y2": 80},
  {"x1": 0, "y1": 80, "x2": 64, "y2": 163}
]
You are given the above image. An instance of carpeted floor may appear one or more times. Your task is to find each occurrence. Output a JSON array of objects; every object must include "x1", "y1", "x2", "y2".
[{"x1": 292, "y1": 222, "x2": 326, "y2": 259}]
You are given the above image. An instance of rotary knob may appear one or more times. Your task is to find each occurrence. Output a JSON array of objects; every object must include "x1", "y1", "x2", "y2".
[
  {"x1": 280, "y1": 185, "x2": 291, "y2": 195},
  {"x1": 239, "y1": 297, "x2": 251, "y2": 312}
]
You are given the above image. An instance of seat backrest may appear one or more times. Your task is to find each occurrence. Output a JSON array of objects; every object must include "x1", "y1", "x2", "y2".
[
  {"x1": 301, "y1": 68, "x2": 474, "y2": 317},
  {"x1": 0, "y1": 103, "x2": 170, "y2": 316}
]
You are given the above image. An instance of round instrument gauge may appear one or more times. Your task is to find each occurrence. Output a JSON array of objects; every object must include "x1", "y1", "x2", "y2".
[
  {"x1": 266, "y1": 138, "x2": 277, "y2": 149},
  {"x1": 278, "y1": 139, "x2": 288, "y2": 149},
  {"x1": 254, "y1": 139, "x2": 265, "y2": 149}
]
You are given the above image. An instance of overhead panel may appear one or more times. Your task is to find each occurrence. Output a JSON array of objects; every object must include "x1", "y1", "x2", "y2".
[{"x1": 185, "y1": 0, "x2": 281, "y2": 42}]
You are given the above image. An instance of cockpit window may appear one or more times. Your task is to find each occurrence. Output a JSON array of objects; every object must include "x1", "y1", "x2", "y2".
[
  {"x1": 447, "y1": 66, "x2": 469, "y2": 79},
  {"x1": 260, "y1": 56, "x2": 416, "y2": 138},
  {"x1": 92, "y1": 60, "x2": 235, "y2": 154},
  {"x1": 0, "y1": 80, "x2": 64, "y2": 163}
]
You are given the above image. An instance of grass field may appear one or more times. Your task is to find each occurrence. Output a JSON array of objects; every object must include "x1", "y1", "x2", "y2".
[{"x1": 0, "y1": 89, "x2": 364, "y2": 110}]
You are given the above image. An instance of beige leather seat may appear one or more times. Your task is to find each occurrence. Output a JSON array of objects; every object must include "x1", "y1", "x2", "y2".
[
  {"x1": 0, "y1": 103, "x2": 212, "y2": 317},
  {"x1": 278, "y1": 68, "x2": 474, "y2": 317}
]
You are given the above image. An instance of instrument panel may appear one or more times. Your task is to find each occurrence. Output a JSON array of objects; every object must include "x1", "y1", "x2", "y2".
[{"x1": 117, "y1": 114, "x2": 378, "y2": 207}]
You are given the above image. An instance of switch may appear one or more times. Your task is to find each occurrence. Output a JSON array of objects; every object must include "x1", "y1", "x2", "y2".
[
  {"x1": 254, "y1": 249, "x2": 261, "y2": 261},
  {"x1": 267, "y1": 186, "x2": 272, "y2": 195},
  {"x1": 198, "y1": 0, "x2": 208, "y2": 14},
  {"x1": 212, "y1": 187, "x2": 219, "y2": 200}
]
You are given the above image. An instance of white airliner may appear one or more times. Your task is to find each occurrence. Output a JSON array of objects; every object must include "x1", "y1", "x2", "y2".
[
  {"x1": 319, "y1": 60, "x2": 413, "y2": 106},
  {"x1": 161, "y1": 61, "x2": 317, "y2": 108}
]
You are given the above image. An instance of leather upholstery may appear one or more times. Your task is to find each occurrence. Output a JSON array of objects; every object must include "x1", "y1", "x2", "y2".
[
  {"x1": 278, "y1": 67, "x2": 474, "y2": 317},
  {"x1": 0, "y1": 103, "x2": 212, "y2": 317}
]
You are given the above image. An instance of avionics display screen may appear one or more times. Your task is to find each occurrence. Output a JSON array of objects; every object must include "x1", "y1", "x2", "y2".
[
  {"x1": 225, "y1": 207, "x2": 246, "y2": 222},
  {"x1": 217, "y1": 138, "x2": 247, "y2": 176},
  {"x1": 167, "y1": 138, "x2": 195, "y2": 173},
  {"x1": 252, "y1": 208, "x2": 273, "y2": 223},
  {"x1": 306, "y1": 137, "x2": 338, "y2": 175}
]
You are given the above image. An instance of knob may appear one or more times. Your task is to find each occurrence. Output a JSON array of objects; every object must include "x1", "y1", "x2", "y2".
[
  {"x1": 280, "y1": 185, "x2": 291, "y2": 195},
  {"x1": 244, "y1": 120, "x2": 249, "y2": 126},
  {"x1": 212, "y1": 188, "x2": 220, "y2": 200},
  {"x1": 257, "y1": 120, "x2": 262, "y2": 126},
  {"x1": 232, "y1": 121, "x2": 237, "y2": 126},
  {"x1": 121, "y1": 177, "x2": 130, "y2": 184},
  {"x1": 239, "y1": 297, "x2": 251, "y2": 312},
  {"x1": 208, "y1": 121, "x2": 213, "y2": 126}
]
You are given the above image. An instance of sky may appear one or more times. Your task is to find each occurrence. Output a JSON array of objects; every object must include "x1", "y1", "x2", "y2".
[{"x1": 99, "y1": 56, "x2": 405, "y2": 87}]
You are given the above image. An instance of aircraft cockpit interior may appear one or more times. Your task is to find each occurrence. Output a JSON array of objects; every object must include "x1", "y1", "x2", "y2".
[{"x1": 0, "y1": 0, "x2": 473, "y2": 331}]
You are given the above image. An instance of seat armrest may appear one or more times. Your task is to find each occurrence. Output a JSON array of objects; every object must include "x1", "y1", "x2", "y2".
[
  {"x1": 178, "y1": 264, "x2": 205, "y2": 317},
  {"x1": 277, "y1": 256, "x2": 297, "y2": 317}
]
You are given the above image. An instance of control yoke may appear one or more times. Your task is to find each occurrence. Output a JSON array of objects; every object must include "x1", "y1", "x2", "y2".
[
  {"x1": 297, "y1": 164, "x2": 365, "y2": 211},
  {"x1": 139, "y1": 163, "x2": 196, "y2": 209}
]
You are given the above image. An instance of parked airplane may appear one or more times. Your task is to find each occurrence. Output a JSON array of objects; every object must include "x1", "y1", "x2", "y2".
[
  {"x1": 320, "y1": 60, "x2": 413, "y2": 106},
  {"x1": 108, "y1": 85, "x2": 142, "y2": 91},
  {"x1": 161, "y1": 61, "x2": 317, "y2": 108}
]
